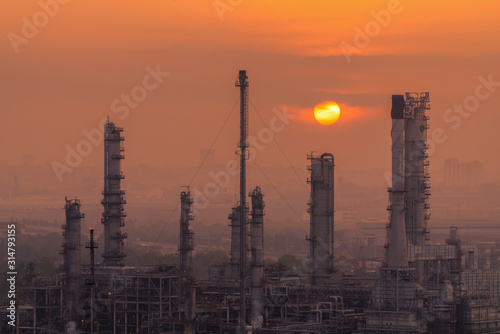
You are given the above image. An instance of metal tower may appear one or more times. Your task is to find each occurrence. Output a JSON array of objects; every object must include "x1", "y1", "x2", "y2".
[
  {"x1": 364, "y1": 95, "x2": 428, "y2": 334},
  {"x1": 61, "y1": 197, "x2": 84, "y2": 327},
  {"x1": 179, "y1": 189, "x2": 194, "y2": 274},
  {"x1": 307, "y1": 153, "x2": 335, "y2": 286},
  {"x1": 85, "y1": 228, "x2": 98, "y2": 334},
  {"x1": 250, "y1": 186, "x2": 265, "y2": 329},
  {"x1": 236, "y1": 69, "x2": 249, "y2": 333},
  {"x1": 179, "y1": 189, "x2": 196, "y2": 334},
  {"x1": 386, "y1": 95, "x2": 409, "y2": 268},
  {"x1": 404, "y1": 92, "x2": 430, "y2": 283},
  {"x1": 101, "y1": 118, "x2": 127, "y2": 266}
]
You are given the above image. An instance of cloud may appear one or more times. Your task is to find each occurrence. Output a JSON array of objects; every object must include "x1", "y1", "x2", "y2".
[{"x1": 279, "y1": 102, "x2": 382, "y2": 125}]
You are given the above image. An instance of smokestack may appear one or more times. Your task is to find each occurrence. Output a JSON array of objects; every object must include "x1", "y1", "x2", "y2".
[
  {"x1": 386, "y1": 95, "x2": 408, "y2": 267},
  {"x1": 307, "y1": 153, "x2": 334, "y2": 286},
  {"x1": 249, "y1": 186, "x2": 265, "y2": 329},
  {"x1": 101, "y1": 118, "x2": 127, "y2": 266},
  {"x1": 179, "y1": 189, "x2": 194, "y2": 274},
  {"x1": 235, "y1": 69, "x2": 249, "y2": 333},
  {"x1": 62, "y1": 197, "x2": 84, "y2": 326},
  {"x1": 403, "y1": 92, "x2": 430, "y2": 282}
]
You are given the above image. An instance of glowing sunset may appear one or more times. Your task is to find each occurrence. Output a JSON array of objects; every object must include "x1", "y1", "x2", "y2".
[
  {"x1": 314, "y1": 101, "x2": 341, "y2": 125},
  {"x1": 1, "y1": 1, "x2": 500, "y2": 332}
]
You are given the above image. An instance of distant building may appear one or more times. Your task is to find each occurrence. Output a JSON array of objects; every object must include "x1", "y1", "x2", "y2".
[{"x1": 444, "y1": 158, "x2": 484, "y2": 186}]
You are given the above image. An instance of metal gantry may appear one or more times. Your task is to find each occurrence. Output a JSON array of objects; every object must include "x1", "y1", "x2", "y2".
[{"x1": 236, "y1": 69, "x2": 249, "y2": 333}]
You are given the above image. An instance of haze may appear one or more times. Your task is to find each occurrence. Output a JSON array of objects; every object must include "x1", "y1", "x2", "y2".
[{"x1": 1, "y1": 0, "x2": 499, "y2": 234}]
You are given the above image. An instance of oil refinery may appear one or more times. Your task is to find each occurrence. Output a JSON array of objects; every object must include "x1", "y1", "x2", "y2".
[{"x1": 8, "y1": 71, "x2": 500, "y2": 334}]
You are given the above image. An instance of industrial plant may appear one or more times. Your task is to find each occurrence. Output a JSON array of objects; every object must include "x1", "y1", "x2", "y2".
[{"x1": 9, "y1": 71, "x2": 500, "y2": 333}]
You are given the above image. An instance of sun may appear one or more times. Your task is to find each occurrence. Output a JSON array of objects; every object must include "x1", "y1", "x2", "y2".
[{"x1": 314, "y1": 101, "x2": 341, "y2": 125}]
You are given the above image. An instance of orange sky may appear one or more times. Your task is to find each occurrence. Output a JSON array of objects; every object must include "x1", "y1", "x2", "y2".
[{"x1": 1, "y1": 0, "x2": 500, "y2": 184}]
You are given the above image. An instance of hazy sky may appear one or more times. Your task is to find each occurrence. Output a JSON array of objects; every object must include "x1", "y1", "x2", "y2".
[{"x1": 1, "y1": 0, "x2": 499, "y2": 184}]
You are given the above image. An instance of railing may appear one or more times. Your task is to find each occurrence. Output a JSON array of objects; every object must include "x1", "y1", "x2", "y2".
[
  {"x1": 106, "y1": 173, "x2": 125, "y2": 179},
  {"x1": 102, "y1": 190, "x2": 125, "y2": 195},
  {"x1": 111, "y1": 232, "x2": 127, "y2": 239},
  {"x1": 85, "y1": 241, "x2": 99, "y2": 248}
]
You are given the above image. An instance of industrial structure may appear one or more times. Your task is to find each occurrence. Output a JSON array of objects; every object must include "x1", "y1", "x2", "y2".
[
  {"x1": 364, "y1": 93, "x2": 500, "y2": 333},
  {"x1": 236, "y1": 69, "x2": 250, "y2": 333},
  {"x1": 308, "y1": 153, "x2": 335, "y2": 286},
  {"x1": 403, "y1": 93, "x2": 431, "y2": 284},
  {"x1": 249, "y1": 186, "x2": 265, "y2": 329},
  {"x1": 101, "y1": 118, "x2": 127, "y2": 267},
  {"x1": 228, "y1": 205, "x2": 242, "y2": 278},
  {"x1": 13, "y1": 81, "x2": 500, "y2": 334},
  {"x1": 179, "y1": 189, "x2": 194, "y2": 273},
  {"x1": 364, "y1": 93, "x2": 427, "y2": 333},
  {"x1": 61, "y1": 197, "x2": 84, "y2": 331}
]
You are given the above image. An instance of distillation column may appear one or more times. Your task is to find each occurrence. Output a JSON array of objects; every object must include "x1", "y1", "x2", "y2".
[
  {"x1": 386, "y1": 95, "x2": 408, "y2": 267},
  {"x1": 62, "y1": 197, "x2": 84, "y2": 327},
  {"x1": 229, "y1": 206, "x2": 241, "y2": 277},
  {"x1": 307, "y1": 153, "x2": 334, "y2": 286},
  {"x1": 236, "y1": 69, "x2": 249, "y2": 333},
  {"x1": 101, "y1": 119, "x2": 127, "y2": 266},
  {"x1": 363, "y1": 95, "x2": 427, "y2": 334},
  {"x1": 85, "y1": 228, "x2": 98, "y2": 334},
  {"x1": 179, "y1": 190, "x2": 194, "y2": 273},
  {"x1": 250, "y1": 186, "x2": 265, "y2": 329},
  {"x1": 404, "y1": 92, "x2": 430, "y2": 283},
  {"x1": 179, "y1": 190, "x2": 196, "y2": 334}
]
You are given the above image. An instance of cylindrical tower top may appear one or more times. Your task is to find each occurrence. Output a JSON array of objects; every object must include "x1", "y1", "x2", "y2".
[
  {"x1": 236, "y1": 70, "x2": 249, "y2": 87},
  {"x1": 391, "y1": 95, "x2": 405, "y2": 119}
]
